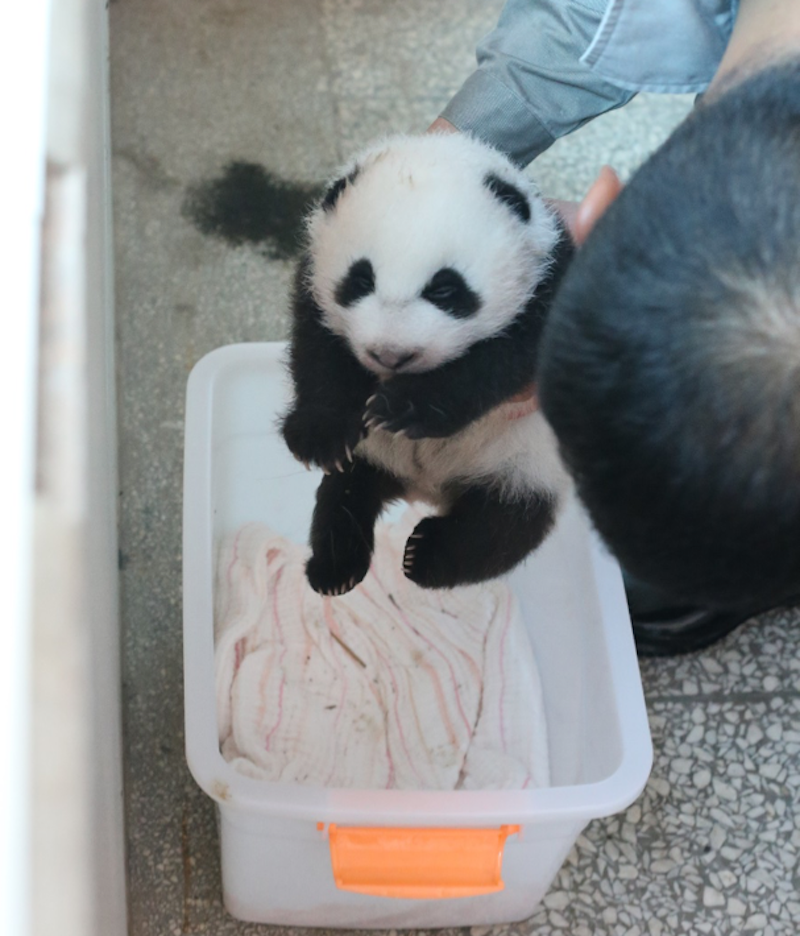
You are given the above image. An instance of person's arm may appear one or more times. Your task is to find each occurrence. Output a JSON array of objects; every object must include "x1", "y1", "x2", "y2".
[{"x1": 436, "y1": 0, "x2": 636, "y2": 167}]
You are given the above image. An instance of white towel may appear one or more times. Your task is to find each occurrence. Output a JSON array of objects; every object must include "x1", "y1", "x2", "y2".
[{"x1": 214, "y1": 510, "x2": 549, "y2": 790}]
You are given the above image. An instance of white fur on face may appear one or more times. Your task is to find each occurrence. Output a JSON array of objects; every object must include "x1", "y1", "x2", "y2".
[{"x1": 306, "y1": 133, "x2": 559, "y2": 376}]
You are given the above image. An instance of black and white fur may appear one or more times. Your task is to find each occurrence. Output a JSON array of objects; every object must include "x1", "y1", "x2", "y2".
[{"x1": 281, "y1": 133, "x2": 574, "y2": 595}]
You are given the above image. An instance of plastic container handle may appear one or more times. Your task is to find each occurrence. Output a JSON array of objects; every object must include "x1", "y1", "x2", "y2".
[{"x1": 326, "y1": 823, "x2": 521, "y2": 899}]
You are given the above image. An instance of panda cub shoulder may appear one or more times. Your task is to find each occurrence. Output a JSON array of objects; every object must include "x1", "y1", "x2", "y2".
[{"x1": 281, "y1": 132, "x2": 574, "y2": 595}]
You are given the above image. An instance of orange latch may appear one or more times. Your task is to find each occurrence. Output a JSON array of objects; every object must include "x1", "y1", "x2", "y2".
[{"x1": 325, "y1": 824, "x2": 521, "y2": 899}]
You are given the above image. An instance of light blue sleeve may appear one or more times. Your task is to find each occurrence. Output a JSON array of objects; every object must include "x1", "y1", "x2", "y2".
[{"x1": 440, "y1": 0, "x2": 637, "y2": 166}]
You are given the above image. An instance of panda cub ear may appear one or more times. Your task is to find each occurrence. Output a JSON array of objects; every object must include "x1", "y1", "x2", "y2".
[
  {"x1": 335, "y1": 258, "x2": 376, "y2": 307},
  {"x1": 483, "y1": 172, "x2": 531, "y2": 224},
  {"x1": 321, "y1": 167, "x2": 361, "y2": 213}
]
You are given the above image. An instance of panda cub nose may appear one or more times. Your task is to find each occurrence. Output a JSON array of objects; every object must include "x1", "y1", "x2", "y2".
[{"x1": 367, "y1": 347, "x2": 419, "y2": 371}]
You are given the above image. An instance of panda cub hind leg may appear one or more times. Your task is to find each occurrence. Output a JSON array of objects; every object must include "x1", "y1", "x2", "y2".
[
  {"x1": 306, "y1": 458, "x2": 404, "y2": 596},
  {"x1": 404, "y1": 484, "x2": 557, "y2": 589}
]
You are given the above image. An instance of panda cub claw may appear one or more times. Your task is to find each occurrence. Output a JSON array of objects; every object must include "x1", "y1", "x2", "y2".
[
  {"x1": 364, "y1": 383, "x2": 456, "y2": 439},
  {"x1": 281, "y1": 405, "x2": 363, "y2": 473},
  {"x1": 402, "y1": 517, "x2": 465, "y2": 589},
  {"x1": 363, "y1": 392, "x2": 412, "y2": 435},
  {"x1": 305, "y1": 551, "x2": 370, "y2": 597}
]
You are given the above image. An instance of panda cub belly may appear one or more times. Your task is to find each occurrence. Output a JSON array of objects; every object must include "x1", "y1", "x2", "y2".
[
  {"x1": 357, "y1": 403, "x2": 572, "y2": 506},
  {"x1": 280, "y1": 131, "x2": 576, "y2": 595}
]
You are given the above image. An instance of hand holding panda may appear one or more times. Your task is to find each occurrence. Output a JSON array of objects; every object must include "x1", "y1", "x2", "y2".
[{"x1": 281, "y1": 133, "x2": 575, "y2": 596}]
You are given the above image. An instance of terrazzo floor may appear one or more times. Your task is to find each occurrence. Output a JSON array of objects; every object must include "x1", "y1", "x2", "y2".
[{"x1": 109, "y1": 1, "x2": 800, "y2": 934}]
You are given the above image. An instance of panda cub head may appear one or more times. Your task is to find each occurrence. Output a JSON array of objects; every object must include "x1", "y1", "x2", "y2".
[{"x1": 305, "y1": 133, "x2": 559, "y2": 378}]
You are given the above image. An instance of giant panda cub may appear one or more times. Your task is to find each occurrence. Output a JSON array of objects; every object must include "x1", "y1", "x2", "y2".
[{"x1": 281, "y1": 132, "x2": 574, "y2": 596}]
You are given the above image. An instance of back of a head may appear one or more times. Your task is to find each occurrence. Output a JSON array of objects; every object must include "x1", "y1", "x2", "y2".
[{"x1": 539, "y1": 60, "x2": 800, "y2": 608}]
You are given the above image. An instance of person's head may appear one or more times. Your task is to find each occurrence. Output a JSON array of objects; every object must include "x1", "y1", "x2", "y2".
[{"x1": 538, "y1": 59, "x2": 800, "y2": 608}]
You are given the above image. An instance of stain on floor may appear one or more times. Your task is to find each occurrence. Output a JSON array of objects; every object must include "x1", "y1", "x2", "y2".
[{"x1": 183, "y1": 161, "x2": 323, "y2": 260}]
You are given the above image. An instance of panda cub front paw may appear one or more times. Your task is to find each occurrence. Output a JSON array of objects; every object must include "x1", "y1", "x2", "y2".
[
  {"x1": 281, "y1": 406, "x2": 364, "y2": 473},
  {"x1": 365, "y1": 381, "x2": 457, "y2": 440},
  {"x1": 305, "y1": 551, "x2": 370, "y2": 596}
]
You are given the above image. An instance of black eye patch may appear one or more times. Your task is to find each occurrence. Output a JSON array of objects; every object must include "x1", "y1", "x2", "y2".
[
  {"x1": 484, "y1": 172, "x2": 531, "y2": 223},
  {"x1": 334, "y1": 258, "x2": 376, "y2": 307},
  {"x1": 421, "y1": 268, "x2": 481, "y2": 319}
]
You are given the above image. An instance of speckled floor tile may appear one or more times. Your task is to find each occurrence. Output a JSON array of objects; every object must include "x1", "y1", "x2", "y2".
[
  {"x1": 517, "y1": 696, "x2": 800, "y2": 936},
  {"x1": 110, "y1": 0, "x2": 339, "y2": 182},
  {"x1": 640, "y1": 607, "x2": 800, "y2": 700},
  {"x1": 320, "y1": 0, "x2": 492, "y2": 102},
  {"x1": 110, "y1": 2, "x2": 800, "y2": 935},
  {"x1": 334, "y1": 95, "x2": 451, "y2": 155}
]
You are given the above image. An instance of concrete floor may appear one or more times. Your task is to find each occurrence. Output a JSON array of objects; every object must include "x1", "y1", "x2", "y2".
[{"x1": 109, "y1": 2, "x2": 800, "y2": 934}]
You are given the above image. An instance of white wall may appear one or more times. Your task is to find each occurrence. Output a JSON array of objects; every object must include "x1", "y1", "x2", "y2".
[
  {"x1": 0, "y1": 4, "x2": 50, "y2": 936},
  {"x1": 1, "y1": 2, "x2": 127, "y2": 935}
]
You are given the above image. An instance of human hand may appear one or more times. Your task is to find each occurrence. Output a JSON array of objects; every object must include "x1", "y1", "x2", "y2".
[
  {"x1": 546, "y1": 167, "x2": 623, "y2": 244},
  {"x1": 545, "y1": 198, "x2": 580, "y2": 241},
  {"x1": 426, "y1": 117, "x2": 458, "y2": 135}
]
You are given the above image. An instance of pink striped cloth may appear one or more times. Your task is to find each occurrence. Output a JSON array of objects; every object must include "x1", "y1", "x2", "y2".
[{"x1": 214, "y1": 511, "x2": 550, "y2": 790}]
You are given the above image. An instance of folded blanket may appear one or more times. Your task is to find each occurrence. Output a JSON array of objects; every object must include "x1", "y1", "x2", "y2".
[{"x1": 215, "y1": 510, "x2": 549, "y2": 790}]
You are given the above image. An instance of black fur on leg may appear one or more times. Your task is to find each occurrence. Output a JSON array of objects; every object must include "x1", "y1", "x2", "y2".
[
  {"x1": 403, "y1": 484, "x2": 557, "y2": 588},
  {"x1": 306, "y1": 459, "x2": 404, "y2": 596}
]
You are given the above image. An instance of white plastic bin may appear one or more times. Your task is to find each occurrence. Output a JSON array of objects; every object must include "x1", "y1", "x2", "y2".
[{"x1": 183, "y1": 342, "x2": 652, "y2": 928}]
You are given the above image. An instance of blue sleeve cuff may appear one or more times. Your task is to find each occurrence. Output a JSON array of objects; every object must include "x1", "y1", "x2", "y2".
[{"x1": 440, "y1": 69, "x2": 556, "y2": 168}]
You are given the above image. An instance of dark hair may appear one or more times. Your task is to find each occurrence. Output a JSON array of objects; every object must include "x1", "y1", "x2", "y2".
[{"x1": 538, "y1": 60, "x2": 800, "y2": 608}]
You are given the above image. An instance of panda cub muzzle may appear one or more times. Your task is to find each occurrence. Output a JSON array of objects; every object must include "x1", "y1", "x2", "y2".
[{"x1": 280, "y1": 132, "x2": 575, "y2": 595}]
